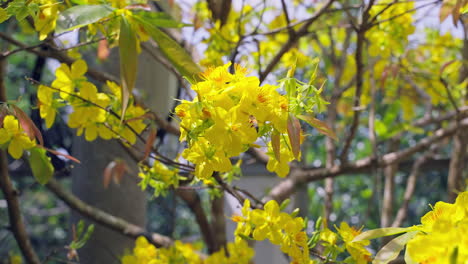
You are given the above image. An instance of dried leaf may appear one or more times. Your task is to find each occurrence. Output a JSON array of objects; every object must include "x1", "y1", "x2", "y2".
[
  {"x1": 11, "y1": 105, "x2": 43, "y2": 145},
  {"x1": 143, "y1": 128, "x2": 157, "y2": 161},
  {"x1": 287, "y1": 114, "x2": 301, "y2": 160},
  {"x1": 271, "y1": 131, "x2": 281, "y2": 162},
  {"x1": 297, "y1": 115, "x2": 337, "y2": 140},
  {"x1": 440, "y1": 0, "x2": 456, "y2": 23},
  {"x1": 373, "y1": 231, "x2": 419, "y2": 264},
  {"x1": 97, "y1": 39, "x2": 110, "y2": 61}
]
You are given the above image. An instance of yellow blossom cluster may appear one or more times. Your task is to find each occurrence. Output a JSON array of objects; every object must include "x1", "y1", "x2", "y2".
[
  {"x1": 406, "y1": 191, "x2": 468, "y2": 264},
  {"x1": 38, "y1": 60, "x2": 146, "y2": 144},
  {"x1": 0, "y1": 115, "x2": 36, "y2": 159},
  {"x1": 367, "y1": 1, "x2": 415, "y2": 58},
  {"x1": 121, "y1": 236, "x2": 254, "y2": 264},
  {"x1": 232, "y1": 199, "x2": 311, "y2": 264},
  {"x1": 176, "y1": 63, "x2": 296, "y2": 180},
  {"x1": 334, "y1": 223, "x2": 372, "y2": 264}
]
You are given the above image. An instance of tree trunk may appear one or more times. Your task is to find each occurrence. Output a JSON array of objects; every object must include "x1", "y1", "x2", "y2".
[{"x1": 71, "y1": 46, "x2": 177, "y2": 263}]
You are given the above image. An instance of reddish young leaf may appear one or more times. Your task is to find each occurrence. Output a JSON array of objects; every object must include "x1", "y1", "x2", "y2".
[
  {"x1": 11, "y1": 104, "x2": 44, "y2": 145},
  {"x1": 103, "y1": 161, "x2": 116, "y2": 189},
  {"x1": 97, "y1": 39, "x2": 110, "y2": 61},
  {"x1": 271, "y1": 131, "x2": 281, "y2": 162},
  {"x1": 112, "y1": 161, "x2": 129, "y2": 185},
  {"x1": 287, "y1": 114, "x2": 301, "y2": 160},
  {"x1": 143, "y1": 128, "x2": 157, "y2": 161},
  {"x1": 297, "y1": 115, "x2": 337, "y2": 140},
  {"x1": 42, "y1": 146, "x2": 81, "y2": 163},
  {"x1": 103, "y1": 160, "x2": 129, "y2": 188}
]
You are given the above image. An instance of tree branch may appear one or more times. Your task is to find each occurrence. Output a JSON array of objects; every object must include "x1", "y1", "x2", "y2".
[
  {"x1": 176, "y1": 189, "x2": 216, "y2": 253},
  {"x1": 264, "y1": 118, "x2": 468, "y2": 203},
  {"x1": 0, "y1": 56, "x2": 41, "y2": 264},
  {"x1": 391, "y1": 146, "x2": 438, "y2": 227},
  {"x1": 46, "y1": 179, "x2": 174, "y2": 248},
  {"x1": 259, "y1": 0, "x2": 335, "y2": 82}
]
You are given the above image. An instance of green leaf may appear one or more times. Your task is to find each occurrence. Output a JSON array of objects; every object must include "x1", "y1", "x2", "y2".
[
  {"x1": 134, "y1": 10, "x2": 190, "y2": 28},
  {"x1": 76, "y1": 220, "x2": 85, "y2": 238},
  {"x1": 0, "y1": 8, "x2": 10, "y2": 23},
  {"x1": 374, "y1": 231, "x2": 419, "y2": 264},
  {"x1": 353, "y1": 227, "x2": 416, "y2": 242},
  {"x1": 297, "y1": 115, "x2": 337, "y2": 140},
  {"x1": 279, "y1": 198, "x2": 290, "y2": 211},
  {"x1": 134, "y1": 15, "x2": 201, "y2": 83},
  {"x1": 56, "y1": 5, "x2": 114, "y2": 34},
  {"x1": 28, "y1": 147, "x2": 54, "y2": 185},
  {"x1": 119, "y1": 15, "x2": 138, "y2": 119},
  {"x1": 450, "y1": 247, "x2": 459, "y2": 264}
]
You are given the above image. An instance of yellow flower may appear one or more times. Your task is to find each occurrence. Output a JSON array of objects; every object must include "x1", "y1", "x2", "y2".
[
  {"x1": 335, "y1": 222, "x2": 371, "y2": 264},
  {"x1": 37, "y1": 85, "x2": 58, "y2": 128},
  {"x1": 0, "y1": 115, "x2": 36, "y2": 159},
  {"x1": 204, "y1": 106, "x2": 257, "y2": 156},
  {"x1": 51, "y1": 60, "x2": 88, "y2": 99},
  {"x1": 320, "y1": 227, "x2": 338, "y2": 246},
  {"x1": 266, "y1": 139, "x2": 295, "y2": 177},
  {"x1": 182, "y1": 138, "x2": 232, "y2": 179},
  {"x1": 34, "y1": 0, "x2": 59, "y2": 40},
  {"x1": 68, "y1": 82, "x2": 110, "y2": 141},
  {"x1": 406, "y1": 191, "x2": 468, "y2": 263}
]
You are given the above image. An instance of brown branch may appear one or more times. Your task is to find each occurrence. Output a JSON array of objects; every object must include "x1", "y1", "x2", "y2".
[
  {"x1": 0, "y1": 154, "x2": 42, "y2": 264},
  {"x1": 264, "y1": 119, "x2": 468, "y2": 203},
  {"x1": 46, "y1": 179, "x2": 174, "y2": 248},
  {"x1": 447, "y1": 18, "x2": 468, "y2": 202},
  {"x1": 391, "y1": 146, "x2": 438, "y2": 227},
  {"x1": 0, "y1": 56, "x2": 41, "y2": 263},
  {"x1": 0, "y1": 32, "x2": 119, "y2": 84},
  {"x1": 210, "y1": 194, "x2": 226, "y2": 252},
  {"x1": 339, "y1": 0, "x2": 375, "y2": 163},
  {"x1": 323, "y1": 28, "x2": 353, "y2": 223},
  {"x1": 259, "y1": 0, "x2": 335, "y2": 82},
  {"x1": 280, "y1": 0, "x2": 294, "y2": 37},
  {"x1": 381, "y1": 139, "x2": 399, "y2": 229},
  {"x1": 176, "y1": 189, "x2": 216, "y2": 253},
  {"x1": 213, "y1": 174, "x2": 246, "y2": 205}
]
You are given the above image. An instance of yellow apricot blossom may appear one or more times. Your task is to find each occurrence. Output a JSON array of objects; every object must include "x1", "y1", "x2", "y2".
[
  {"x1": 233, "y1": 199, "x2": 311, "y2": 264},
  {"x1": 335, "y1": 222, "x2": 371, "y2": 264},
  {"x1": 176, "y1": 63, "x2": 299, "y2": 180},
  {"x1": 37, "y1": 85, "x2": 58, "y2": 128},
  {"x1": 0, "y1": 115, "x2": 36, "y2": 159},
  {"x1": 67, "y1": 82, "x2": 110, "y2": 141},
  {"x1": 121, "y1": 236, "x2": 253, "y2": 264},
  {"x1": 406, "y1": 191, "x2": 468, "y2": 264},
  {"x1": 34, "y1": 0, "x2": 59, "y2": 40},
  {"x1": 51, "y1": 60, "x2": 88, "y2": 99}
]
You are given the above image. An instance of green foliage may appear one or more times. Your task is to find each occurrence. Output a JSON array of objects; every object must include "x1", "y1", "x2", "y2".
[
  {"x1": 69, "y1": 220, "x2": 95, "y2": 250},
  {"x1": 135, "y1": 16, "x2": 202, "y2": 83},
  {"x1": 118, "y1": 14, "x2": 138, "y2": 118},
  {"x1": 56, "y1": 4, "x2": 115, "y2": 34},
  {"x1": 28, "y1": 147, "x2": 54, "y2": 184}
]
